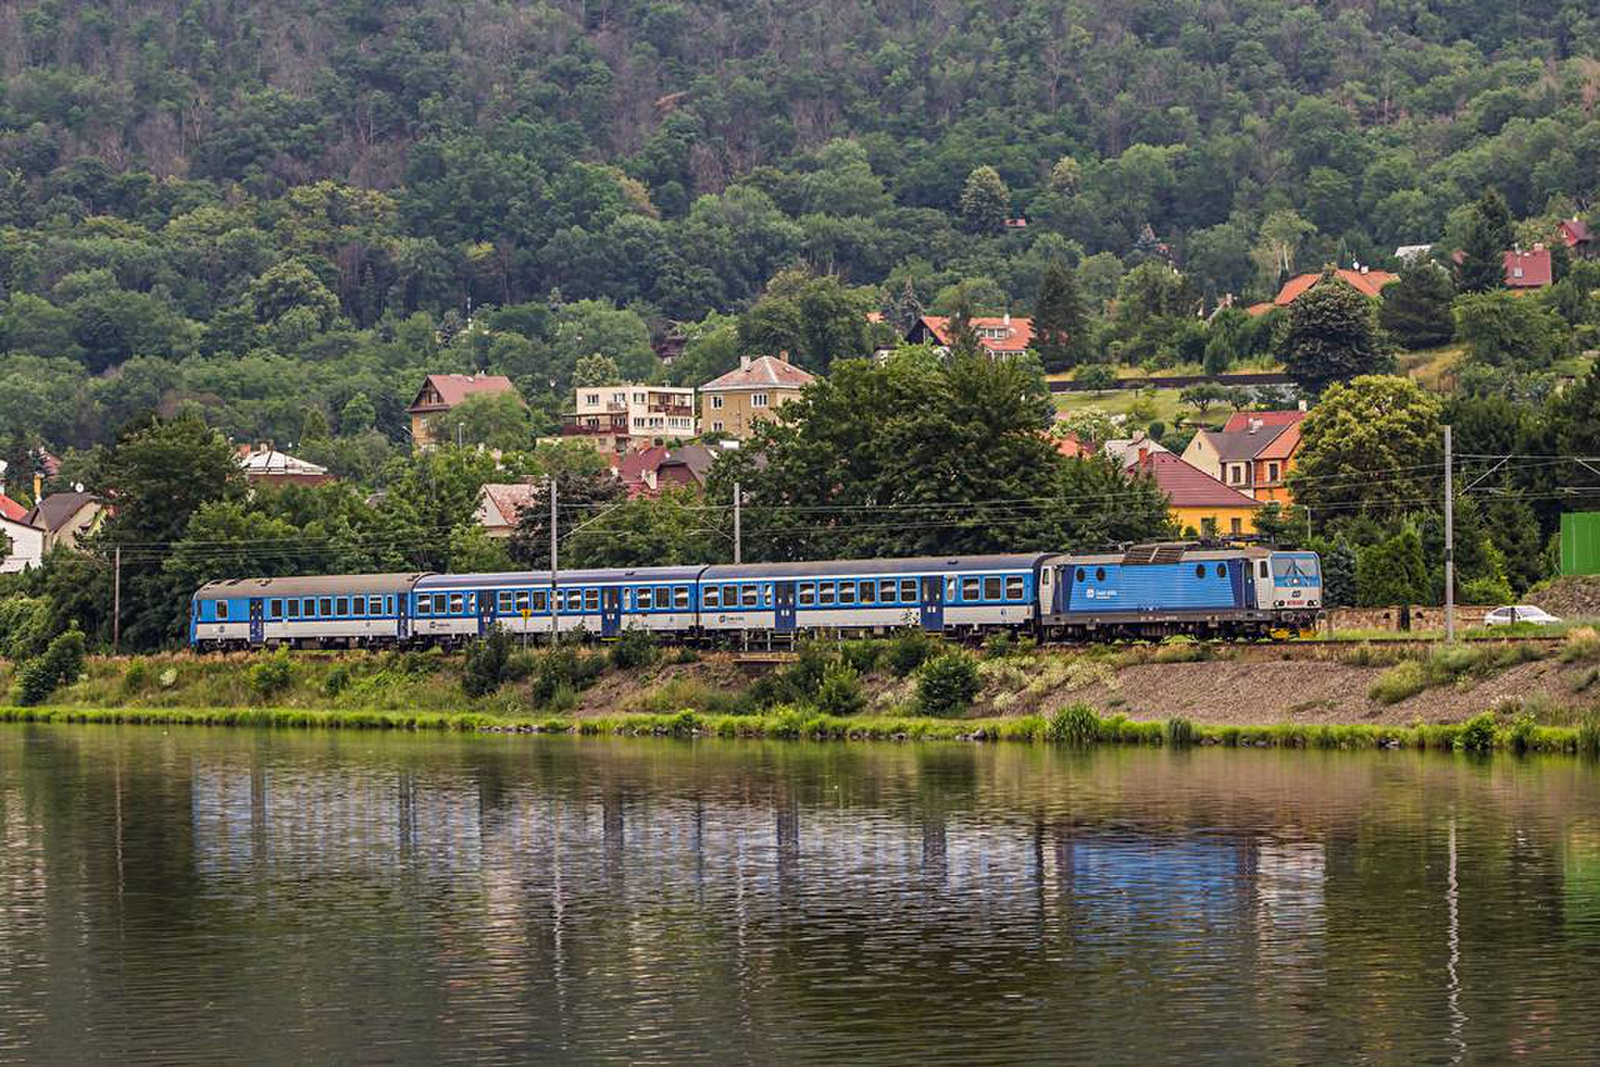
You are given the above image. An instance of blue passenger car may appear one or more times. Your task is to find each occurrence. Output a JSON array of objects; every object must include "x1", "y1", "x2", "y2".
[
  {"x1": 189, "y1": 574, "x2": 428, "y2": 650},
  {"x1": 412, "y1": 567, "x2": 703, "y2": 642}
]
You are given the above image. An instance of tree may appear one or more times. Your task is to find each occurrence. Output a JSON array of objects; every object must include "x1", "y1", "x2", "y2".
[
  {"x1": 959, "y1": 166, "x2": 1010, "y2": 234},
  {"x1": 339, "y1": 393, "x2": 376, "y2": 435},
  {"x1": 427, "y1": 393, "x2": 534, "y2": 452},
  {"x1": 507, "y1": 466, "x2": 626, "y2": 568},
  {"x1": 1452, "y1": 292, "x2": 1567, "y2": 369},
  {"x1": 1032, "y1": 262, "x2": 1090, "y2": 371},
  {"x1": 736, "y1": 269, "x2": 875, "y2": 373},
  {"x1": 1179, "y1": 383, "x2": 1231, "y2": 414},
  {"x1": 1379, "y1": 266, "x2": 1456, "y2": 350},
  {"x1": 249, "y1": 260, "x2": 340, "y2": 327},
  {"x1": 572, "y1": 353, "x2": 621, "y2": 386},
  {"x1": 705, "y1": 353, "x2": 1171, "y2": 561},
  {"x1": 1290, "y1": 375, "x2": 1442, "y2": 521},
  {"x1": 1357, "y1": 527, "x2": 1428, "y2": 607},
  {"x1": 1282, "y1": 273, "x2": 1392, "y2": 394},
  {"x1": 1454, "y1": 190, "x2": 1514, "y2": 294}
]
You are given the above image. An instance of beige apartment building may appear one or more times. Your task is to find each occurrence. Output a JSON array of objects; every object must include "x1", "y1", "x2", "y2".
[
  {"x1": 562, "y1": 383, "x2": 697, "y2": 453},
  {"x1": 698, "y1": 356, "x2": 815, "y2": 439}
]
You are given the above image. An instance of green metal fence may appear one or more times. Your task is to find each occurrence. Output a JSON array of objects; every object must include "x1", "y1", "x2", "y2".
[{"x1": 1561, "y1": 512, "x2": 1600, "y2": 576}]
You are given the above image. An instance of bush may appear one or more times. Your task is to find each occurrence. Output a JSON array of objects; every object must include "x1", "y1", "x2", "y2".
[
  {"x1": 530, "y1": 645, "x2": 605, "y2": 705},
  {"x1": 1049, "y1": 703, "x2": 1102, "y2": 744},
  {"x1": 610, "y1": 627, "x2": 659, "y2": 670},
  {"x1": 1457, "y1": 711, "x2": 1497, "y2": 752},
  {"x1": 1165, "y1": 716, "x2": 1196, "y2": 747},
  {"x1": 839, "y1": 639, "x2": 884, "y2": 675},
  {"x1": 982, "y1": 631, "x2": 1017, "y2": 659},
  {"x1": 1459, "y1": 575, "x2": 1513, "y2": 606},
  {"x1": 813, "y1": 662, "x2": 866, "y2": 716},
  {"x1": 916, "y1": 652, "x2": 981, "y2": 717},
  {"x1": 122, "y1": 658, "x2": 150, "y2": 695},
  {"x1": 462, "y1": 628, "x2": 514, "y2": 697},
  {"x1": 13, "y1": 628, "x2": 87, "y2": 706},
  {"x1": 1578, "y1": 716, "x2": 1600, "y2": 758},
  {"x1": 886, "y1": 628, "x2": 936, "y2": 677},
  {"x1": 247, "y1": 649, "x2": 294, "y2": 701},
  {"x1": 0, "y1": 595, "x2": 52, "y2": 661},
  {"x1": 1369, "y1": 660, "x2": 1427, "y2": 705},
  {"x1": 323, "y1": 665, "x2": 352, "y2": 698}
]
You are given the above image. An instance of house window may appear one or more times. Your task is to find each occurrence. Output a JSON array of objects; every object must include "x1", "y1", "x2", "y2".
[
  {"x1": 1231, "y1": 518, "x2": 1243, "y2": 535},
  {"x1": 711, "y1": 395, "x2": 725, "y2": 409},
  {"x1": 713, "y1": 420, "x2": 724, "y2": 432},
  {"x1": 751, "y1": 393, "x2": 768, "y2": 408},
  {"x1": 1267, "y1": 461, "x2": 1280, "y2": 482},
  {"x1": 216, "y1": 600, "x2": 229, "y2": 621},
  {"x1": 634, "y1": 392, "x2": 645, "y2": 403},
  {"x1": 585, "y1": 393, "x2": 600, "y2": 405}
]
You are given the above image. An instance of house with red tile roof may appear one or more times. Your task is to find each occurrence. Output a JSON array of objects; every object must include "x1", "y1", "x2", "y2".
[
  {"x1": 1248, "y1": 269, "x2": 1399, "y2": 316},
  {"x1": 1559, "y1": 218, "x2": 1592, "y2": 257},
  {"x1": 0, "y1": 493, "x2": 28, "y2": 524},
  {"x1": 1183, "y1": 410, "x2": 1308, "y2": 505},
  {"x1": 699, "y1": 356, "x2": 815, "y2": 440},
  {"x1": 1122, "y1": 448, "x2": 1261, "y2": 536},
  {"x1": 0, "y1": 507, "x2": 45, "y2": 573},
  {"x1": 473, "y1": 482, "x2": 541, "y2": 539},
  {"x1": 407, "y1": 373, "x2": 521, "y2": 447},
  {"x1": 905, "y1": 314, "x2": 1035, "y2": 358},
  {"x1": 1503, "y1": 248, "x2": 1553, "y2": 288}
]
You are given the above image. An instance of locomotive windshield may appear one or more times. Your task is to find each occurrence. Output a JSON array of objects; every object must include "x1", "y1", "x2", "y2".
[{"x1": 1271, "y1": 555, "x2": 1320, "y2": 580}]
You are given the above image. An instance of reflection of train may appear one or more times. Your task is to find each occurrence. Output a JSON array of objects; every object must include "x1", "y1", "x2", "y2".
[{"x1": 188, "y1": 543, "x2": 1322, "y2": 651}]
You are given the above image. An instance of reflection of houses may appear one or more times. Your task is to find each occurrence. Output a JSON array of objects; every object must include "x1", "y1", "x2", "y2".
[
  {"x1": 563, "y1": 383, "x2": 697, "y2": 453},
  {"x1": 407, "y1": 373, "x2": 520, "y2": 447}
]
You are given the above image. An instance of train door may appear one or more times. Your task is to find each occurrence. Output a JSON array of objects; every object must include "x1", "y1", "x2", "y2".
[
  {"x1": 248, "y1": 598, "x2": 265, "y2": 646},
  {"x1": 601, "y1": 586, "x2": 622, "y2": 637},
  {"x1": 397, "y1": 594, "x2": 411, "y2": 641},
  {"x1": 774, "y1": 582, "x2": 797, "y2": 632},
  {"x1": 920, "y1": 575, "x2": 944, "y2": 631},
  {"x1": 478, "y1": 590, "x2": 494, "y2": 636}
]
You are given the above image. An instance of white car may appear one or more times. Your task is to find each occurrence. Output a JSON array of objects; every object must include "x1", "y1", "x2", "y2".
[{"x1": 1483, "y1": 605, "x2": 1562, "y2": 627}]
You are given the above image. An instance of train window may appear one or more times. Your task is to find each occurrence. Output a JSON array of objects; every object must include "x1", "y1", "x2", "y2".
[
  {"x1": 449, "y1": 594, "x2": 464, "y2": 614},
  {"x1": 314, "y1": 598, "x2": 328, "y2": 617},
  {"x1": 533, "y1": 591, "x2": 548, "y2": 611},
  {"x1": 466, "y1": 593, "x2": 477, "y2": 613},
  {"x1": 371, "y1": 597, "x2": 384, "y2": 615},
  {"x1": 565, "y1": 590, "x2": 582, "y2": 612},
  {"x1": 722, "y1": 585, "x2": 737, "y2": 606},
  {"x1": 268, "y1": 599, "x2": 282, "y2": 619},
  {"x1": 879, "y1": 579, "x2": 897, "y2": 603},
  {"x1": 984, "y1": 577, "x2": 1002, "y2": 600},
  {"x1": 353, "y1": 598, "x2": 366, "y2": 616},
  {"x1": 215, "y1": 600, "x2": 229, "y2": 621},
  {"x1": 333, "y1": 597, "x2": 347, "y2": 616},
  {"x1": 512, "y1": 591, "x2": 527, "y2": 612},
  {"x1": 1076, "y1": 568, "x2": 1086, "y2": 582},
  {"x1": 901, "y1": 579, "x2": 918, "y2": 602},
  {"x1": 818, "y1": 582, "x2": 835, "y2": 605},
  {"x1": 498, "y1": 591, "x2": 513, "y2": 612},
  {"x1": 1195, "y1": 564, "x2": 1206, "y2": 579},
  {"x1": 1216, "y1": 564, "x2": 1226, "y2": 579},
  {"x1": 432, "y1": 594, "x2": 447, "y2": 614},
  {"x1": 1259, "y1": 561, "x2": 1269, "y2": 579},
  {"x1": 704, "y1": 586, "x2": 720, "y2": 608},
  {"x1": 287, "y1": 599, "x2": 300, "y2": 619},
  {"x1": 962, "y1": 577, "x2": 981, "y2": 601},
  {"x1": 763, "y1": 584, "x2": 773, "y2": 606},
  {"x1": 947, "y1": 578, "x2": 957, "y2": 599},
  {"x1": 1095, "y1": 568, "x2": 1106, "y2": 582},
  {"x1": 798, "y1": 583, "x2": 814, "y2": 606},
  {"x1": 636, "y1": 587, "x2": 651, "y2": 610},
  {"x1": 304, "y1": 598, "x2": 316, "y2": 617},
  {"x1": 838, "y1": 582, "x2": 856, "y2": 605},
  {"x1": 861, "y1": 581, "x2": 876, "y2": 604},
  {"x1": 674, "y1": 587, "x2": 689, "y2": 609},
  {"x1": 384, "y1": 597, "x2": 394, "y2": 615},
  {"x1": 742, "y1": 585, "x2": 759, "y2": 607},
  {"x1": 1006, "y1": 577, "x2": 1025, "y2": 600}
]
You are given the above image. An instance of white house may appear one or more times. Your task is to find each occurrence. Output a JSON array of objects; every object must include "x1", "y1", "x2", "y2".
[{"x1": 0, "y1": 513, "x2": 45, "y2": 573}]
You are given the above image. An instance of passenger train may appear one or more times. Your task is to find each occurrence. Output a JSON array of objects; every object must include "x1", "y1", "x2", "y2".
[{"x1": 188, "y1": 543, "x2": 1322, "y2": 650}]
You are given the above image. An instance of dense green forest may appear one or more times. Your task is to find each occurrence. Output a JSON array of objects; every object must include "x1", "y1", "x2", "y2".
[{"x1": 3, "y1": 0, "x2": 1600, "y2": 457}]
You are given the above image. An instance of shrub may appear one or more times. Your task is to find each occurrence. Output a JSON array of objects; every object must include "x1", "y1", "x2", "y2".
[
  {"x1": 886, "y1": 628, "x2": 936, "y2": 677},
  {"x1": 1165, "y1": 716, "x2": 1196, "y2": 747},
  {"x1": 0, "y1": 595, "x2": 52, "y2": 661},
  {"x1": 813, "y1": 662, "x2": 866, "y2": 716},
  {"x1": 610, "y1": 627, "x2": 659, "y2": 670},
  {"x1": 322, "y1": 665, "x2": 352, "y2": 698},
  {"x1": 982, "y1": 631, "x2": 1017, "y2": 659},
  {"x1": 122, "y1": 658, "x2": 150, "y2": 695},
  {"x1": 530, "y1": 646, "x2": 605, "y2": 705},
  {"x1": 1507, "y1": 711, "x2": 1537, "y2": 754},
  {"x1": 1456, "y1": 711, "x2": 1497, "y2": 752},
  {"x1": 462, "y1": 628, "x2": 514, "y2": 697},
  {"x1": 839, "y1": 639, "x2": 884, "y2": 675},
  {"x1": 247, "y1": 649, "x2": 294, "y2": 701},
  {"x1": 1578, "y1": 716, "x2": 1600, "y2": 758},
  {"x1": 916, "y1": 652, "x2": 981, "y2": 717},
  {"x1": 1369, "y1": 660, "x2": 1427, "y2": 705},
  {"x1": 1561, "y1": 627, "x2": 1600, "y2": 664},
  {"x1": 1049, "y1": 703, "x2": 1102, "y2": 744},
  {"x1": 13, "y1": 628, "x2": 87, "y2": 706}
]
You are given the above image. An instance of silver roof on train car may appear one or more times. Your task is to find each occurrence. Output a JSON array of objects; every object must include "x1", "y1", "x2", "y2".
[
  {"x1": 702, "y1": 554, "x2": 1057, "y2": 579},
  {"x1": 194, "y1": 573, "x2": 430, "y2": 598},
  {"x1": 416, "y1": 565, "x2": 707, "y2": 590}
]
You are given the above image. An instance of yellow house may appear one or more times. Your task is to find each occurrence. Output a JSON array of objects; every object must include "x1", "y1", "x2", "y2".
[
  {"x1": 699, "y1": 356, "x2": 815, "y2": 439},
  {"x1": 1126, "y1": 449, "x2": 1260, "y2": 536}
]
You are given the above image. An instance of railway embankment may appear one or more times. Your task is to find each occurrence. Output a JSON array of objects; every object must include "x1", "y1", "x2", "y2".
[{"x1": 4, "y1": 630, "x2": 1600, "y2": 743}]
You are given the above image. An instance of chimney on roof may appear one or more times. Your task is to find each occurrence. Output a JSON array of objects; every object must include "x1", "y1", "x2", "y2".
[
  {"x1": 33, "y1": 472, "x2": 42, "y2": 501},
  {"x1": 1248, "y1": 418, "x2": 1263, "y2": 433},
  {"x1": 1137, "y1": 445, "x2": 1149, "y2": 466},
  {"x1": 740, "y1": 355, "x2": 751, "y2": 370},
  {"x1": 1298, "y1": 399, "x2": 1307, "y2": 412},
  {"x1": 1003, "y1": 311, "x2": 1011, "y2": 327},
  {"x1": 1534, "y1": 242, "x2": 1546, "y2": 251}
]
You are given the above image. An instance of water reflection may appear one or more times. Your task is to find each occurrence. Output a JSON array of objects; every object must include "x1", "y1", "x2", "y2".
[{"x1": 1, "y1": 727, "x2": 1598, "y2": 1063}]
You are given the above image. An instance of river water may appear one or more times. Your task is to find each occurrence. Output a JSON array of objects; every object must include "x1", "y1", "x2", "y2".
[{"x1": 2, "y1": 726, "x2": 1599, "y2": 1063}]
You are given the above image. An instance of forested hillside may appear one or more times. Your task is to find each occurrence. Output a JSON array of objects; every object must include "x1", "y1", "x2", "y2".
[{"x1": 1, "y1": 0, "x2": 1599, "y2": 454}]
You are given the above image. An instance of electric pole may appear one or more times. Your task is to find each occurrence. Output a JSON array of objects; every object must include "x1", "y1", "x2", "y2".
[
  {"x1": 549, "y1": 474, "x2": 560, "y2": 642},
  {"x1": 112, "y1": 545, "x2": 121, "y2": 653},
  {"x1": 733, "y1": 481, "x2": 742, "y2": 565},
  {"x1": 1444, "y1": 424, "x2": 1455, "y2": 643}
]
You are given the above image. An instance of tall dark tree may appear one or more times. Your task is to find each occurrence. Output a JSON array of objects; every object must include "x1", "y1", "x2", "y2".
[
  {"x1": 1032, "y1": 262, "x2": 1090, "y2": 371},
  {"x1": 1454, "y1": 190, "x2": 1513, "y2": 293},
  {"x1": 1282, "y1": 273, "x2": 1392, "y2": 394},
  {"x1": 507, "y1": 468, "x2": 626, "y2": 569},
  {"x1": 1378, "y1": 265, "x2": 1456, "y2": 350}
]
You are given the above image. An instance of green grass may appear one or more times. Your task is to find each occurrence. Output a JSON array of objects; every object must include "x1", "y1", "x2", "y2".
[
  {"x1": 3, "y1": 701, "x2": 1596, "y2": 755},
  {"x1": 1054, "y1": 387, "x2": 1199, "y2": 424},
  {"x1": 1367, "y1": 641, "x2": 1551, "y2": 704}
]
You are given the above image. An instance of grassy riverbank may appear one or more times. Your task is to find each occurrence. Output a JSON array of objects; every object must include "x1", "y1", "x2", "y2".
[{"x1": 4, "y1": 701, "x2": 1598, "y2": 755}]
